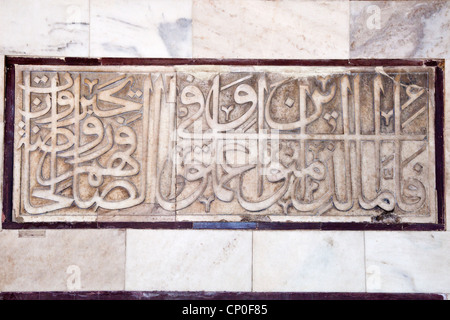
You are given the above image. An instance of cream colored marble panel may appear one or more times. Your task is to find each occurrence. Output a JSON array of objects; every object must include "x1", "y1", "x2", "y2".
[
  {"x1": 90, "y1": 0, "x2": 192, "y2": 58},
  {"x1": 253, "y1": 231, "x2": 366, "y2": 292},
  {"x1": 0, "y1": 229, "x2": 126, "y2": 291},
  {"x1": 365, "y1": 231, "x2": 450, "y2": 293},
  {"x1": 350, "y1": 1, "x2": 450, "y2": 58},
  {"x1": 125, "y1": 229, "x2": 252, "y2": 291},
  {"x1": 0, "y1": 0, "x2": 89, "y2": 56},
  {"x1": 192, "y1": 0, "x2": 350, "y2": 59}
]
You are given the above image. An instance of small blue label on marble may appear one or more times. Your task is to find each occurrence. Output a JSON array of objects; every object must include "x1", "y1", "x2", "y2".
[{"x1": 193, "y1": 222, "x2": 257, "y2": 229}]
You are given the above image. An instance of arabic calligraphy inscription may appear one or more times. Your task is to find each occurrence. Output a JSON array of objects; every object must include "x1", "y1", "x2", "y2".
[{"x1": 12, "y1": 65, "x2": 437, "y2": 223}]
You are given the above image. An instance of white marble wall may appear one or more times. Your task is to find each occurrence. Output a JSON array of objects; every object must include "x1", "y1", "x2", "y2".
[
  {"x1": 0, "y1": 230, "x2": 126, "y2": 291},
  {"x1": 1, "y1": 0, "x2": 450, "y2": 295},
  {"x1": 0, "y1": 0, "x2": 90, "y2": 56},
  {"x1": 90, "y1": 0, "x2": 192, "y2": 58},
  {"x1": 126, "y1": 230, "x2": 252, "y2": 291},
  {"x1": 350, "y1": 1, "x2": 450, "y2": 58},
  {"x1": 192, "y1": 0, "x2": 349, "y2": 59}
]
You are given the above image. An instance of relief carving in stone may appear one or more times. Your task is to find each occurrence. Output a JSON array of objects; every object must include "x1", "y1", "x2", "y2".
[{"x1": 12, "y1": 65, "x2": 438, "y2": 223}]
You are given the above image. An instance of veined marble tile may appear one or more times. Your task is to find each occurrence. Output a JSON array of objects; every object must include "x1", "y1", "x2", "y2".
[
  {"x1": 125, "y1": 230, "x2": 252, "y2": 291},
  {"x1": 90, "y1": 0, "x2": 192, "y2": 58},
  {"x1": 192, "y1": 0, "x2": 350, "y2": 59},
  {"x1": 0, "y1": 0, "x2": 89, "y2": 56},
  {"x1": 0, "y1": 229, "x2": 126, "y2": 291},
  {"x1": 350, "y1": 1, "x2": 450, "y2": 58},
  {"x1": 252, "y1": 231, "x2": 366, "y2": 292},
  {"x1": 365, "y1": 231, "x2": 450, "y2": 293}
]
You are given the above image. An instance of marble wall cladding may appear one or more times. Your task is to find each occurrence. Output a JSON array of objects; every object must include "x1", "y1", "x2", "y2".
[
  {"x1": 0, "y1": 229, "x2": 126, "y2": 292},
  {"x1": 1, "y1": 0, "x2": 450, "y2": 296},
  {"x1": 350, "y1": 1, "x2": 450, "y2": 58},
  {"x1": 365, "y1": 232, "x2": 450, "y2": 293},
  {"x1": 192, "y1": 0, "x2": 350, "y2": 59},
  {"x1": 253, "y1": 231, "x2": 366, "y2": 292},
  {"x1": 90, "y1": 0, "x2": 192, "y2": 58},
  {"x1": 125, "y1": 230, "x2": 252, "y2": 291},
  {"x1": 0, "y1": 0, "x2": 90, "y2": 57}
]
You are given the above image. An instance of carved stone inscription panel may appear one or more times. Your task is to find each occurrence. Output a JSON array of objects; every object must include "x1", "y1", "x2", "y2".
[{"x1": 12, "y1": 65, "x2": 438, "y2": 224}]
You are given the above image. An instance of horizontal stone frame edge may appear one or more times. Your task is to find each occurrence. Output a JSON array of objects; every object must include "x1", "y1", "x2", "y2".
[{"x1": 0, "y1": 291, "x2": 445, "y2": 300}]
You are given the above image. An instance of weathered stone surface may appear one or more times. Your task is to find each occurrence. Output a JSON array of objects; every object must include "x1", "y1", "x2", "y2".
[
  {"x1": 90, "y1": 0, "x2": 192, "y2": 58},
  {"x1": 350, "y1": 1, "x2": 450, "y2": 59},
  {"x1": 365, "y1": 231, "x2": 450, "y2": 293},
  {"x1": 12, "y1": 64, "x2": 439, "y2": 223},
  {"x1": 125, "y1": 229, "x2": 252, "y2": 291},
  {"x1": 0, "y1": 0, "x2": 90, "y2": 57},
  {"x1": 253, "y1": 231, "x2": 366, "y2": 292},
  {"x1": 0, "y1": 229, "x2": 126, "y2": 291},
  {"x1": 192, "y1": 0, "x2": 349, "y2": 59}
]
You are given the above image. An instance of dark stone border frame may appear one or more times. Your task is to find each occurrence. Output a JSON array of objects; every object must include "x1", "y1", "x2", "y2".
[
  {"x1": 0, "y1": 291, "x2": 445, "y2": 300},
  {"x1": 2, "y1": 57, "x2": 445, "y2": 231}
]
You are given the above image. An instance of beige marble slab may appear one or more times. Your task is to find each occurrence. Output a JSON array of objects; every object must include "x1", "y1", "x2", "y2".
[
  {"x1": 365, "y1": 231, "x2": 450, "y2": 293},
  {"x1": 125, "y1": 229, "x2": 252, "y2": 291},
  {"x1": 0, "y1": 0, "x2": 90, "y2": 57},
  {"x1": 253, "y1": 231, "x2": 366, "y2": 292},
  {"x1": 192, "y1": 0, "x2": 350, "y2": 59},
  {"x1": 90, "y1": 0, "x2": 192, "y2": 58},
  {"x1": 11, "y1": 64, "x2": 439, "y2": 224},
  {"x1": 350, "y1": 1, "x2": 450, "y2": 58},
  {"x1": 0, "y1": 229, "x2": 126, "y2": 291}
]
